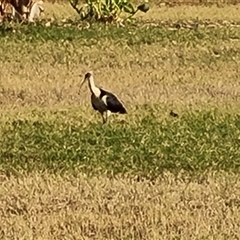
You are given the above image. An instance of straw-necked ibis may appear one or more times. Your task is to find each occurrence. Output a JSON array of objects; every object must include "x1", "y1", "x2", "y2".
[{"x1": 80, "y1": 71, "x2": 127, "y2": 124}]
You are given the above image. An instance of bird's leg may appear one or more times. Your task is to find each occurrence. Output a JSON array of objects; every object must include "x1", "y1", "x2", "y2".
[
  {"x1": 102, "y1": 111, "x2": 111, "y2": 124},
  {"x1": 102, "y1": 112, "x2": 107, "y2": 124},
  {"x1": 106, "y1": 110, "x2": 111, "y2": 123}
]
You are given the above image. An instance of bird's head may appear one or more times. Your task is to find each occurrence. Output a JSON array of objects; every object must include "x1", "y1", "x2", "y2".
[
  {"x1": 84, "y1": 71, "x2": 92, "y2": 81},
  {"x1": 80, "y1": 71, "x2": 93, "y2": 90}
]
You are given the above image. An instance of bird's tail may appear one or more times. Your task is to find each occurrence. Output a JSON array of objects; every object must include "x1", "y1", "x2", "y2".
[{"x1": 120, "y1": 107, "x2": 127, "y2": 114}]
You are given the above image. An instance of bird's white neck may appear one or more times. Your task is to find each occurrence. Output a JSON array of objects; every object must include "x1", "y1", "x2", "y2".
[{"x1": 88, "y1": 76, "x2": 101, "y2": 97}]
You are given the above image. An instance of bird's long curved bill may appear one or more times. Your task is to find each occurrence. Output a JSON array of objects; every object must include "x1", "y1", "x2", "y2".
[
  {"x1": 79, "y1": 79, "x2": 85, "y2": 90},
  {"x1": 78, "y1": 79, "x2": 86, "y2": 95}
]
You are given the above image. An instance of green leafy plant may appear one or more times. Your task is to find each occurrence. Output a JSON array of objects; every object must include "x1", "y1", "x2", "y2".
[{"x1": 69, "y1": 0, "x2": 149, "y2": 23}]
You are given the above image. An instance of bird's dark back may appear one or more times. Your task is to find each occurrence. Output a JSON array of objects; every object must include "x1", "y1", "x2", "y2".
[{"x1": 100, "y1": 88, "x2": 127, "y2": 114}]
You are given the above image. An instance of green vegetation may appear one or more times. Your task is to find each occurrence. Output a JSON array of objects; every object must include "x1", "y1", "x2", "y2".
[
  {"x1": 69, "y1": 0, "x2": 149, "y2": 23},
  {"x1": 0, "y1": 108, "x2": 239, "y2": 176},
  {"x1": 1, "y1": 21, "x2": 240, "y2": 45}
]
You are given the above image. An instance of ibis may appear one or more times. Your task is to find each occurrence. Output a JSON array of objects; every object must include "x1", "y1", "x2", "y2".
[{"x1": 80, "y1": 71, "x2": 127, "y2": 124}]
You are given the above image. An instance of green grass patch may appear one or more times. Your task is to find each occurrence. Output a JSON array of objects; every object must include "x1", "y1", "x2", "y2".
[
  {"x1": 1, "y1": 22, "x2": 240, "y2": 46},
  {"x1": 0, "y1": 107, "x2": 239, "y2": 177},
  {"x1": 1, "y1": 22, "x2": 240, "y2": 67}
]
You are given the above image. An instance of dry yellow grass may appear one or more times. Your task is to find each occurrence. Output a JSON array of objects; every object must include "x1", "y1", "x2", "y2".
[
  {"x1": 42, "y1": 2, "x2": 240, "y2": 21},
  {"x1": 1, "y1": 41, "x2": 240, "y2": 116},
  {"x1": 0, "y1": 171, "x2": 240, "y2": 239},
  {"x1": 142, "y1": 5, "x2": 240, "y2": 21}
]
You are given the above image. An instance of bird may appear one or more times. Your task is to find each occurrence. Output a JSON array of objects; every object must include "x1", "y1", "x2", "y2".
[
  {"x1": 170, "y1": 110, "x2": 179, "y2": 118},
  {"x1": 80, "y1": 71, "x2": 127, "y2": 124}
]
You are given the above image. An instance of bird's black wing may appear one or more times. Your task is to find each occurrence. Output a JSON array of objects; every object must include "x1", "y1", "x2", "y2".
[{"x1": 100, "y1": 89, "x2": 127, "y2": 114}]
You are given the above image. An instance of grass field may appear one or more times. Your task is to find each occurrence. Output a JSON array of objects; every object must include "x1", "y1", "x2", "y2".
[
  {"x1": 0, "y1": 1, "x2": 240, "y2": 239},
  {"x1": 1, "y1": 172, "x2": 240, "y2": 239}
]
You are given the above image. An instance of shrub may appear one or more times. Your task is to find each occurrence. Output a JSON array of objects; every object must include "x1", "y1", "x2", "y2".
[{"x1": 69, "y1": 0, "x2": 149, "y2": 23}]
